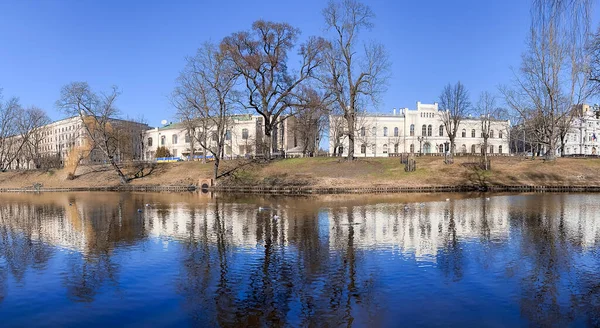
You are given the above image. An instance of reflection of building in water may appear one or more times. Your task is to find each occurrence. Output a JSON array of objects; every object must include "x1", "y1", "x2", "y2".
[
  {"x1": 327, "y1": 197, "x2": 511, "y2": 262},
  {"x1": 0, "y1": 197, "x2": 144, "y2": 255},
  {"x1": 144, "y1": 203, "x2": 291, "y2": 247}
]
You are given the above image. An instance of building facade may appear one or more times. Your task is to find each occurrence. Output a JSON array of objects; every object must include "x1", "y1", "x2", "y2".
[
  {"x1": 5, "y1": 116, "x2": 148, "y2": 170},
  {"x1": 563, "y1": 104, "x2": 600, "y2": 156},
  {"x1": 143, "y1": 114, "x2": 302, "y2": 160},
  {"x1": 330, "y1": 102, "x2": 511, "y2": 157}
]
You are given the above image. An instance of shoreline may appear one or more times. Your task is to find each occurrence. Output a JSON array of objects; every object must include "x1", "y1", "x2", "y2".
[{"x1": 2, "y1": 184, "x2": 600, "y2": 194}]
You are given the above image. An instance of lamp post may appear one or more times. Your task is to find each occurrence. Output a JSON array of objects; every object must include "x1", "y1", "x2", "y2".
[{"x1": 417, "y1": 136, "x2": 427, "y2": 156}]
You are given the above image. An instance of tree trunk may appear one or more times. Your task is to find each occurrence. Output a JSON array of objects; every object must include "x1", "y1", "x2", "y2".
[
  {"x1": 545, "y1": 139, "x2": 557, "y2": 161},
  {"x1": 109, "y1": 158, "x2": 128, "y2": 184},
  {"x1": 347, "y1": 115, "x2": 355, "y2": 161},
  {"x1": 213, "y1": 158, "x2": 220, "y2": 184}
]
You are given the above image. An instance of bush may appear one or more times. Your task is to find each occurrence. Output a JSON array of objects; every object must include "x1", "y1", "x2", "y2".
[{"x1": 155, "y1": 146, "x2": 171, "y2": 158}]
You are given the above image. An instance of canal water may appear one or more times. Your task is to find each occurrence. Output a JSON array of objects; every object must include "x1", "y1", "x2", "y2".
[{"x1": 0, "y1": 192, "x2": 598, "y2": 327}]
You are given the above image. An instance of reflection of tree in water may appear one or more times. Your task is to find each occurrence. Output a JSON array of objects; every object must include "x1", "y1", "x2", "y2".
[
  {"x1": 0, "y1": 202, "x2": 57, "y2": 304},
  {"x1": 61, "y1": 195, "x2": 145, "y2": 303},
  {"x1": 509, "y1": 195, "x2": 575, "y2": 327},
  {"x1": 437, "y1": 203, "x2": 464, "y2": 282},
  {"x1": 176, "y1": 202, "x2": 378, "y2": 327}
]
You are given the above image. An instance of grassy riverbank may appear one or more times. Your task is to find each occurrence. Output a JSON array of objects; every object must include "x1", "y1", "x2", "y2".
[{"x1": 1, "y1": 156, "x2": 600, "y2": 191}]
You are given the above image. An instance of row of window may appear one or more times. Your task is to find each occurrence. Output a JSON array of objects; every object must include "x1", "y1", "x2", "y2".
[
  {"x1": 356, "y1": 143, "x2": 503, "y2": 154},
  {"x1": 360, "y1": 125, "x2": 504, "y2": 138},
  {"x1": 147, "y1": 129, "x2": 251, "y2": 147}
]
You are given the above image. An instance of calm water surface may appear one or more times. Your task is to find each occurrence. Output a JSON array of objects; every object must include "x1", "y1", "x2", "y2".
[{"x1": 0, "y1": 192, "x2": 599, "y2": 327}]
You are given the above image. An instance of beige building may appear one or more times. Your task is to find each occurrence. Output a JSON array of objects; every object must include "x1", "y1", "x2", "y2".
[
  {"x1": 143, "y1": 114, "x2": 302, "y2": 160},
  {"x1": 330, "y1": 102, "x2": 511, "y2": 156},
  {"x1": 5, "y1": 116, "x2": 148, "y2": 170}
]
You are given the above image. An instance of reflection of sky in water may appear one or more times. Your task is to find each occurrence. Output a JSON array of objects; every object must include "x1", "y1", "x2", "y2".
[{"x1": 0, "y1": 192, "x2": 599, "y2": 327}]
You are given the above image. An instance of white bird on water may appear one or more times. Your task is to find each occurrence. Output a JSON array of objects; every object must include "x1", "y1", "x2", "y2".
[
  {"x1": 273, "y1": 215, "x2": 280, "y2": 220},
  {"x1": 486, "y1": 197, "x2": 491, "y2": 201},
  {"x1": 259, "y1": 206, "x2": 270, "y2": 211},
  {"x1": 445, "y1": 198, "x2": 450, "y2": 202}
]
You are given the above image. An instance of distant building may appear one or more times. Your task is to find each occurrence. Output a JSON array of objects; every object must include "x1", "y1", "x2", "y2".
[
  {"x1": 564, "y1": 104, "x2": 600, "y2": 156},
  {"x1": 329, "y1": 102, "x2": 511, "y2": 157},
  {"x1": 143, "y1": 114, "x2": 302, "y2": 160},
  {"x1": 5, "y1": 116, "x2": 148, "y2": 170}
]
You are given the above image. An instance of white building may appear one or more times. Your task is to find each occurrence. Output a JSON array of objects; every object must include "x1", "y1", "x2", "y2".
[
  {"x1": 564, "y1": 104, "x2": 600, "y2": 156},
  {"x1": 143, "y1": 114, "x2": 302, "y2": 160},
  {"x1": 330, "y1": 102, "x2": 511, "y2": 157}
]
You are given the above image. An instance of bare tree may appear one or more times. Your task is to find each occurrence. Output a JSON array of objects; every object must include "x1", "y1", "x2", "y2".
[
  {"x1": 221, "y1": 20, "x2": 327, "y2": 158},
  {"x1": 290, "y1": 86, "x2": 329, "y2": 156},
  {"x1": 23, "y1": 106, "x2": 51, "y2": 169},
  {"x1": 172, "y1": 42, "x2": 238, "y2": 183},
  {"x1": 322, "y1": 0, "x2": 390, "y2": 161},
  {"x1": 477, "y1": 92, "x2": 495, "y2": 169},
  {"x1": 56, "y1": 82, "x2": 129, "y2": 184},
  {"x1": 438, "y1": 81, "x2": 471, "y2": 159},
  {"x1": 501, "y1": 0, "x2": 592, "y2": 161},
  {"x1": 0, "y1": 91, "x2": 32, "y2": 171},
  {"x1": 589, "y1": 26, "x2": 600, "y2": 95}
]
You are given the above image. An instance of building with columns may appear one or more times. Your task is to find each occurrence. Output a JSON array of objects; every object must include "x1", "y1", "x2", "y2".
[
  {"x1": 143, "y1": 114, "x2": 302, "y2": 160},
  {"x1": 330, "y1": 102, "x2": 511, "y2": 157}
]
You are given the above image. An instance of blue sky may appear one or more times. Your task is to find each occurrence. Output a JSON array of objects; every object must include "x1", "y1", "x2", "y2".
[{"x1": 0, "y1": 0, "x2": 596, "y2": 127}]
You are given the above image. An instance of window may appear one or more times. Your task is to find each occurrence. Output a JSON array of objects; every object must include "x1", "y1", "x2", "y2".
[
  {"x1": 461, "y1": 144, "x2": 467, "y2": 153},
  {"x1": 242, "y1": 128, "x2": 249, "y2": 140},
  {"x1": 422, "y1": 125, "x2": 427, "y2": 136},
  {"x1": 439, "y1": 125, "x2": 444, "y2": 137},
  {"x1": 394, "y1": 127, "x2": 399, "y2": 137},
  {"x1": 499, "y1": 145, "x2": 503, "y2": 154},
  {"x1": 172, "y1": 149, "x2": 177, "y2": 157},
  {"x1": 394, "y1": 143, "x2": 398, "y2": 153},
  {"x1": 410, "y1": 144, "x2": 414, "y2": 153},
  {"x1": 410, "y1": 124, "x2": 415, "y2": 136},
  {"x1": 147, "y1": 137, "x2": 153, "y2": 147},
  {"x1": 490, "y1": 145, "x2": 494, "y2": 154},
  {"x1": 225, "y1": 130, "x2": 231, "y2": 141},
  {"x1": 211, "y1": 132, "x2": 217, "y2": 142},
  {"x1": 185, "y1": 134, "x2": 190, "y2": 143},
  {"x1": 471, "y1": 129, "x2": 476, "y2": 138},
  {"x1": 490, "y1": 130, "x2": 494, "y2": 138},
  {"x1": 361, "y1": 144, "x2": 366, "y2": 154},
  {"x1": 499, "y1": 130, "x2": 503, "y2": 139},
  {"x1": 383, "y1": 144, "x2": 388, "y2": 154},
  {"x1": 372, "y1": 127, "x2": 376, "y2": 136},
  {"x1": 172, "y1": 134, "x2": 178, "y2": 144},
  {"x1": 471, "y1": 145, "x2": 476, "y2": 154},
  {"x1": 383, "y1": 127, "x2": 388, "y2": 136},
  {"x1": 160, "y1": 136, "x2": 165, "y2": 146},
  {"x1": 462, "y1": 129, "x2": 466, "y2": 138},
  {"x1": 427, "y1": 125, "x2": 432, "y2": 137},
  {"x1": 439, "y1": 145, "x2": 444, "y2": 153},
  {"x1": 361, "y1": 127, "x2": 365, "y2": 137}
]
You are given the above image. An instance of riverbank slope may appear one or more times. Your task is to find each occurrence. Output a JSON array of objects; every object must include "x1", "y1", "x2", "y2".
[{"x1": 1, "y1": 156, "x2": 599, "y2": 191}]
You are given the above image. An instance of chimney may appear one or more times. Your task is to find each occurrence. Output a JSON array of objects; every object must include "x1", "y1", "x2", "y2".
[{"x1": 393, "y1": 108, "x2": 396, "y2": 115}]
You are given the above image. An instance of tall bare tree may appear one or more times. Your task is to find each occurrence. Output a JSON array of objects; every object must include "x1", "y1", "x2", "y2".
[
  {"x1": 477, "y1": 92, "x2": 496, "y2": 169},
  {"x1": 221, "y1": 20, "x2": 327, "y2": 158},
  {"x1": 172, "y1": 42, "x2": 238, "y2": 183},
  {"x1": 501, "y1": 0, "x2": 592, "y2": 161},
  {"x1": 56, "y1": 82, "x2": 129, "y2": 184},
  {"x1": 322, "y1": 0, "x2": 390, "y2": 161},
  {"x1": 590, "y1": 26, "x2": 600, "y2": 95},
  {"x1": 438, "y1": 81, "x2": 471, "y2": 158},
  {"x1": 290, "y1": 86, "x2": 329, "y2": 156},
  {"x1": 0, "y1": 91, "x2": 33, "y2": 171}
]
